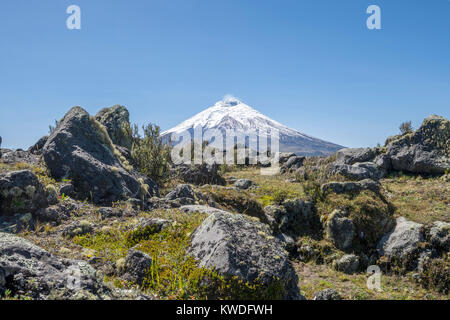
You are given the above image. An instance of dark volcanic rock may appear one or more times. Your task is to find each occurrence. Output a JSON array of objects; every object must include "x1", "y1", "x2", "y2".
[
  {"x1": 28, "y1": 136, "x2": 49, "y2": 155},
  {"x1": 42, "y1": 106, "x2": 158, "y2": 205}
]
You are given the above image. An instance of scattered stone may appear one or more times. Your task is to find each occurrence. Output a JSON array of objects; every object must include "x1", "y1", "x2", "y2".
[
  {"x1": 59, "y1": 183, "x2": 74, "y2": 197},
  {"x1": 179, "y1": 205, "x2": 230, "y2": 216},
  {"x1": 63, "y1": 220, "x2": 94, "y2": 238},
  {"x1": 234, "y1": 179, "x2": 254, "y2": 190},
  {"x1": 122, "y1": 248, "x2": 152, "y2": 285},
  {"x1": 98, "y1": 207, "x2": 122, "y2": 220},
  {"x1": 313, "y1": 288, "x2": 342, "y2": 300}
]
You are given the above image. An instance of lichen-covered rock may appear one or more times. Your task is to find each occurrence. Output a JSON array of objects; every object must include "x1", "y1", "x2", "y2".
[
  {"x1": 328, "y1": 163, "x2": 381, "y2": 181},
  {"x1": 333, "y1": 254, "x2": 360, "y2": 274},
  {"x1": 95, "y1": 105, "x2": 132, "y2": 149},
  {"x1": 264, "y1": 199, "x2": 320, "y2": 237},
  {"x1": 278, "y1": 152, "x2": 296, "y2": 165},
  {"x1": 42, "y1": 106, "x2": 158, "y2": 205},
  {"x1": 280, "y1": 156, "x2": 305, "y2": 173},
  {"x1": 313, "y1": 288, "x2": 342, "y2": 300},
  {"x1": 122, "y1": 248, "x2": 152, "y2": 285},
  {"x1": 0, "y1": 232, "x2": 126, "y2": 299},
  {"x1": 325, "y1": 209, "x2": 355, "y2": 251},
  {"x1": 188, "y1": 211, "x2": 303, "y2": 300},
  {"x1": 62, "y1": 220, "x2": 94, "y2": 238},
  {"x1": 386, "y1": 115, "x2": 450, "y2": 174},
  {"x1": 377, "y1": 217, "x2": 424, "y2": 269},
  {"x1": 0, "y1": 170, "x2": 47, "y2": 216}
]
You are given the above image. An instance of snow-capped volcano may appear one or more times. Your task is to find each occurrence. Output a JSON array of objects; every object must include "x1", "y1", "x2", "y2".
[{"x1": 161, "y1": 96, "x2": 344, "y2": 156}]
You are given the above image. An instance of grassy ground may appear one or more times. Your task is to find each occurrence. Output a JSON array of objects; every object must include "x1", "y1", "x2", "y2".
[
  {"x1": 296, "y1": 262, "x2": 448, "y2": 300},
  {"x1": 5, "y1": 163, "x2": 450, "y2": 300},
  {"x1": 381, "y1": 173, "x2": 450, "y2": 224}
]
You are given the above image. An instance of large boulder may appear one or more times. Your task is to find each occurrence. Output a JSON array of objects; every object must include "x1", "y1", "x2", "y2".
[
  {"x1": 386, "y1": 115, "x2": 449, "y2": 174},
  {"x1": 264, "y1": 199, "x2": 320, "y2": 237},
  {"x1": 0, "y1": 232, "x2": 122, "y2": 299},
  {"x1": 95, "y1": 105, "x2": 132, "y2": 149},
  {"x1": 42, "y1": 106, "x2": 158, "y2": 205},
  {"x1": 188, "y1": 210, "x2": 303, "y2": 300},
  {"x1": 175, "y1": 164, "x2": 226, "y2": 186},
  {"x1": 0, "y1": 170, "x2": 47, "y2": 216},
  {"x1": 377, "y1": 217, "x2": 424, "y2": 269}
]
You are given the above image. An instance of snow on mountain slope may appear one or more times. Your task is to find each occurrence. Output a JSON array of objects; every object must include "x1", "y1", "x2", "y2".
[{"x1": 161, "y1": 96, "x2": 344, "y2": 156}]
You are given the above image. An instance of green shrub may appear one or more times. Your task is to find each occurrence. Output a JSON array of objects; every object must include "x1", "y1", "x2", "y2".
[
  {"x1": 399, "y1": 121, "x2": 413, "y2": 135},
  {"x1": 131, "y1": 123, "x2": 171, "y2": 185}
]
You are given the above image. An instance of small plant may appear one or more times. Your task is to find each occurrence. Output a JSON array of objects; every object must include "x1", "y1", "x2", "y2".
[
  {"x1": 399, "y1": 121, "x2": 413, "y2": 135},
  {"x1": 273, "y1": 190, "x2": 288, "y2": 205}
]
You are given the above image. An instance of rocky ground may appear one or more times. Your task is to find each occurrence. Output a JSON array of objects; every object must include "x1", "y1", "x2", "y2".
[{"x1": 0, "y1": 107, "x2": 448, "y2": 300}]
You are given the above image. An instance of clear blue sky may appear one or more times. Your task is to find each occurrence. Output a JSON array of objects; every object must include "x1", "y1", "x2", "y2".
[{"x1": 1, "y1": 0, "x2": 449, "y2": 149}]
